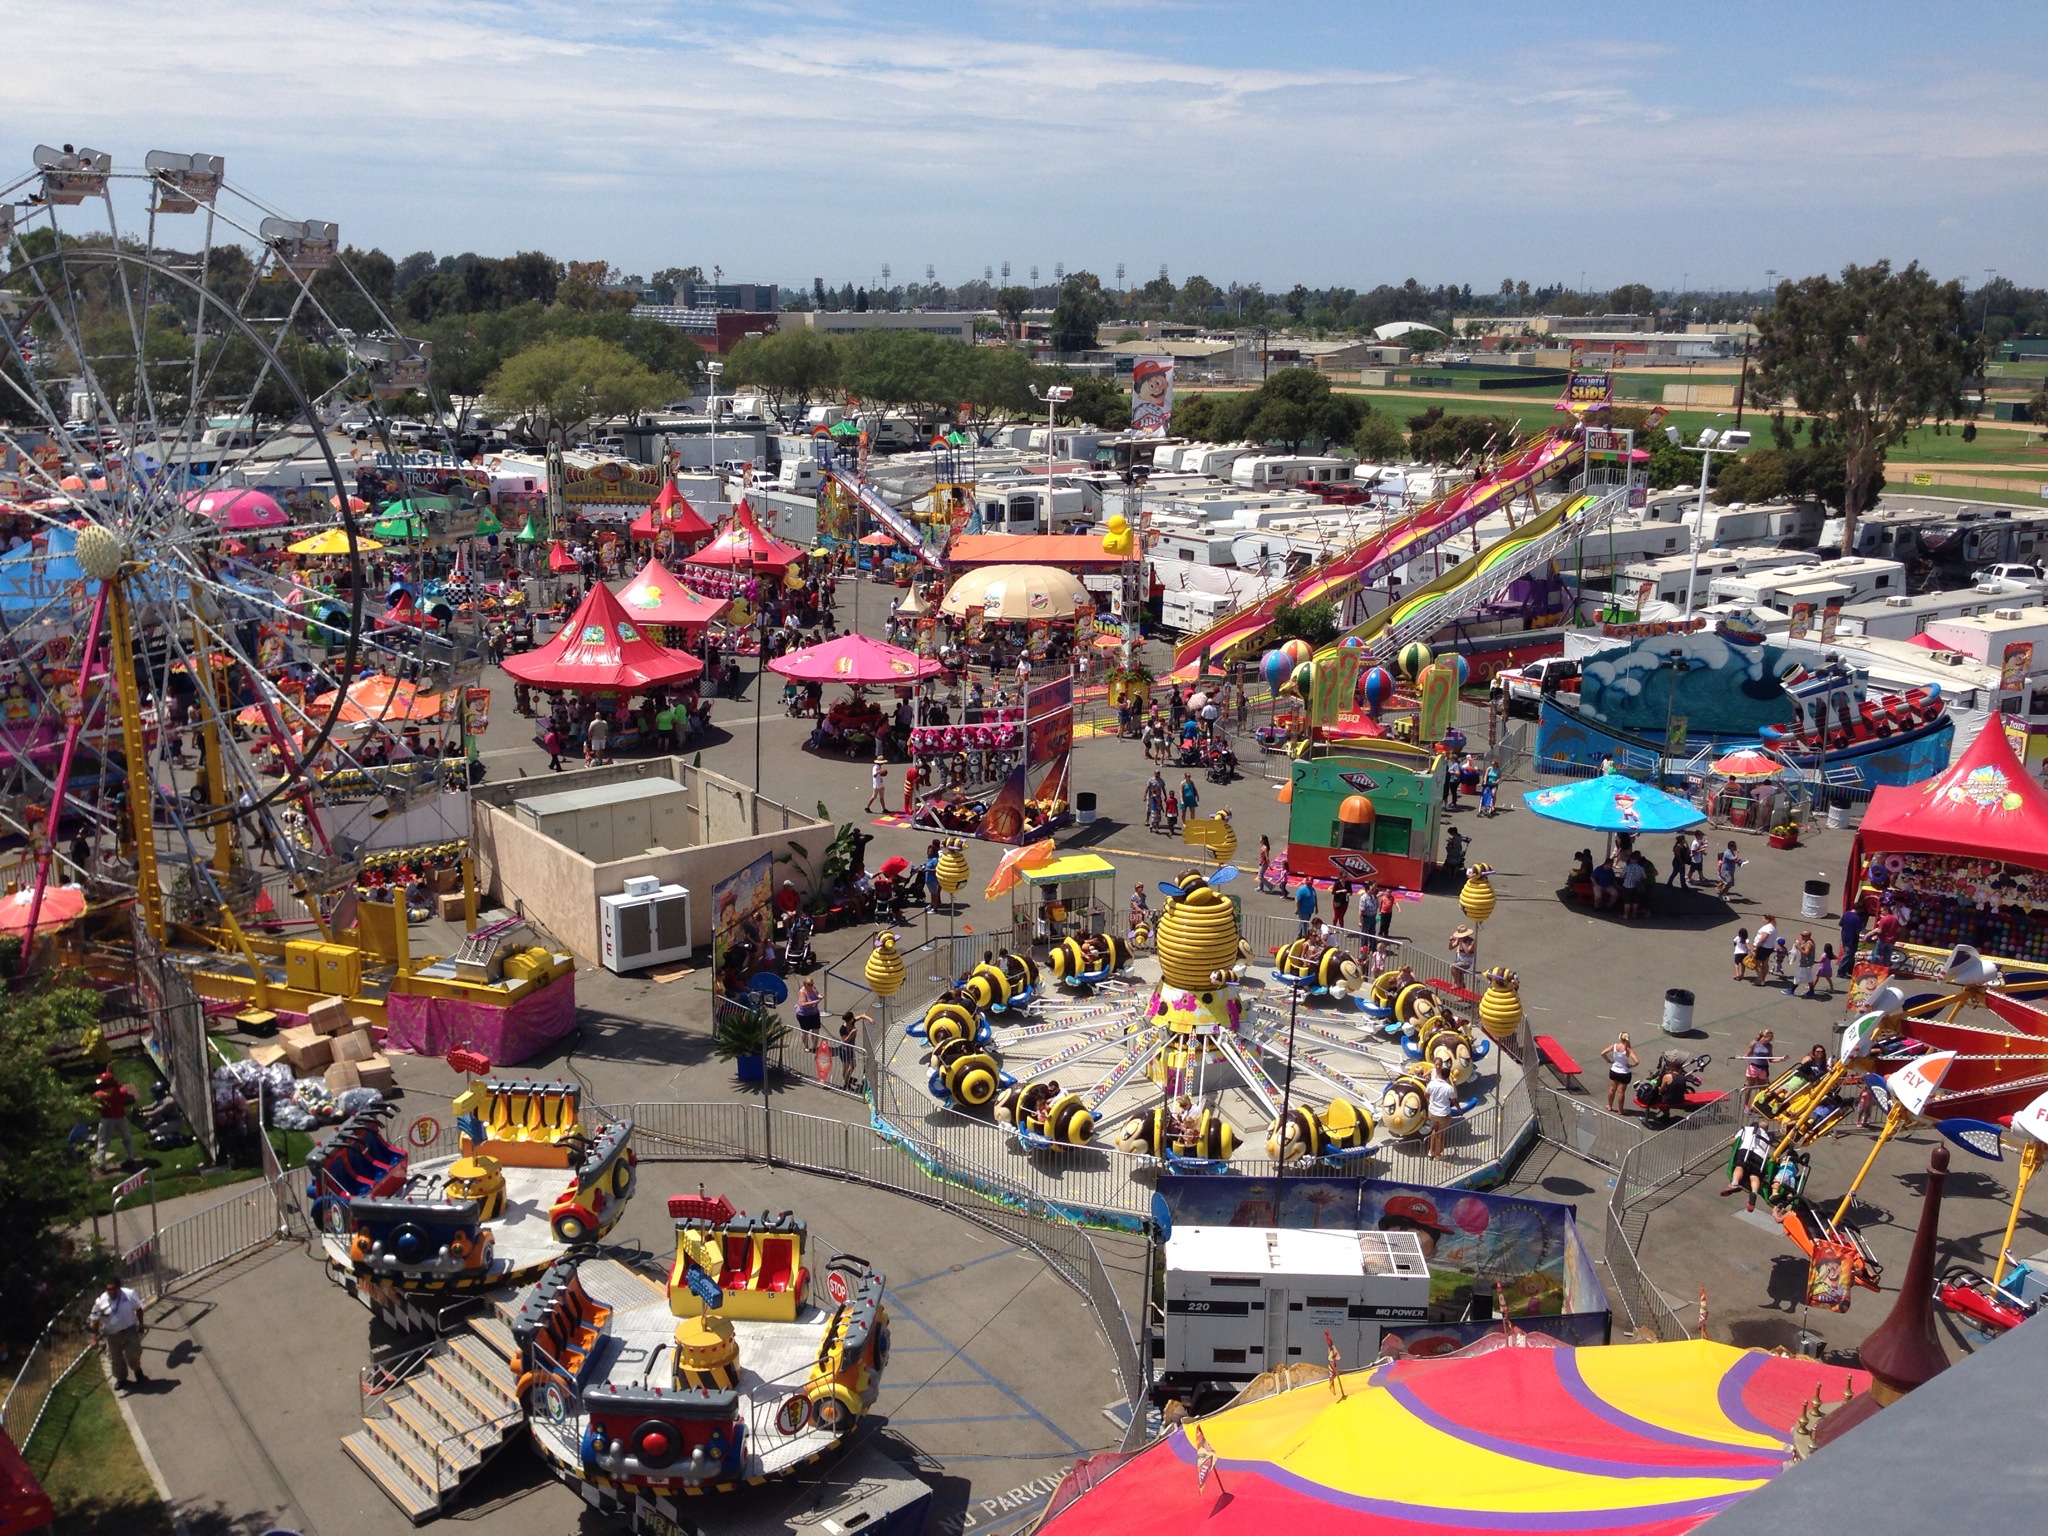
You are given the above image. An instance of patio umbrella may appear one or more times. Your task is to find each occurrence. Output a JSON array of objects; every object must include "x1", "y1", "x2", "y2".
[
  {"x1": 828, "y1": 419, "x2": 863, "y2": 438},
  {"x1": 984, "y1": 839, "x2": 1055, "y2": 900},
  {"x1": 859, "y1": 531, "x2": 897, "y2": 547},
  {"x1": 1035, "y1": 1335, "x2": 1867, "y2": 1536},
  {"x1": 1710, "y1": 748, "x2": 1786, "y2": 779},
  {"x1": 940, "y1": 564, "x2": 1092, "y2": 621},
  {"x1": 373, "y1": 508, "x2": 428, "y2": 541},
  {"x1": 328, "y1": 494, "x2": 370, "y2": 514},
  {"x1": 768, "y1": 633, "x2": 942, "y2": 685},
  {"x1": 474, "y1": 508, "x2": 503, "y2": 537},
  {"x1": 895, "y1": 588, "x2": 930, "y2": 616},
  {"x1": 0, "y1": 884, "x2": 86, "y2": 934},
  {"x1": 1522, "y1": 773, "x2": 1706, "y2": 834},
  {"x1": 289, "y1": 528, "x2": 383, "y2": 556},
  {"x1": 185, "y1": 488, "x2": 288, "y2": 530}
]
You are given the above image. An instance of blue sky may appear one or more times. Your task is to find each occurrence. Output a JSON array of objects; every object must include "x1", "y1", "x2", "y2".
[{"x1": 3, "y1": 1, "x2": 2043, "y2": 293}]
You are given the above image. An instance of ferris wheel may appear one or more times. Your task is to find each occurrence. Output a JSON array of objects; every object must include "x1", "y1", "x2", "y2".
[{"x1": 0, "y1": 143, "x2": 483, "y2": 947}]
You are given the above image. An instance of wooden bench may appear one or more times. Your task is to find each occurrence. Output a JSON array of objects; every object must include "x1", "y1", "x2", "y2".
[{"x1": 1533, "y1": 1034, "x2": 1584, "y2": 1090}]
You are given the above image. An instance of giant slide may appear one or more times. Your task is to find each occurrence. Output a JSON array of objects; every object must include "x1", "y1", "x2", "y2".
[
  {"x1": 1329, "y1": 478, "x2": 1632, "y2": 660},
  {"x1": 1171, "y1": 431, "x2": 1584, "y2": 672},
  {"x1": 822, "y1": 465, "x2": 948, "y2": 571}
]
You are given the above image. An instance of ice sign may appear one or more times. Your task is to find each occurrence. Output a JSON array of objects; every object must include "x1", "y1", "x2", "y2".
[
  {"x1": 143, "y1": 151, "x2": 224, "y2": 213},
  {"x1": 258, "y1": 216, "x2": 339, "y2": 278},
  {"x1": 33, "y1": 145, "x2": 110, "y2": 205}
]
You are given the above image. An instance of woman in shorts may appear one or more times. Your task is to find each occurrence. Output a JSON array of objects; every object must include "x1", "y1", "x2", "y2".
[{"x1": 1603, "y1": 1032, "x2": 1638, "y2": 1114}]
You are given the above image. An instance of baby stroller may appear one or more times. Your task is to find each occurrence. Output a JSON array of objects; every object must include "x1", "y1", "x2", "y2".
[
  {"x1": 782, "y1": 914, "x2": 817, "y2": 973},
  {"x1": 1203, "y1": 740, "x2": 1239, "y2": 783}
]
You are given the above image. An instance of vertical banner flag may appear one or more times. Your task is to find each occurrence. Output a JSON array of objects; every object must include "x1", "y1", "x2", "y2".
[
  {"x1": 1416, "y1": 660, "x2": 1458, "y2": 743},
  {"x1": 2001, "y1": 641, "x2": 2034, "y2": 694},
  {"x1": 1788, "y1": 602, "x2": 1813, "y2": 641},
  {"x1": 1820, "y1": 603, "x2": 1842, "y2": 643},
  {"x1": 1311, "y1": 647, "x2": 1363, "y2": 730},
  {"x1": 1131, "y1": 359, "x2": 1175, "y2": 437}
]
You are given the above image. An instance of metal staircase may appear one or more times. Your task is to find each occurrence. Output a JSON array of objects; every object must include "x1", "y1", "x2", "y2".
[
  {"x1": 342, "y1": 1306, "x2": 525, "y2": 1523},
  {"x1": 1367, "y1": 481, "x2": 1635, "y2": 662}
]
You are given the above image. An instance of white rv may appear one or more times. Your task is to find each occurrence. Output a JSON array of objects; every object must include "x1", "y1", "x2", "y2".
[{"x1": 1707, "y1": 557, "x2": 1905, "y2": 610}]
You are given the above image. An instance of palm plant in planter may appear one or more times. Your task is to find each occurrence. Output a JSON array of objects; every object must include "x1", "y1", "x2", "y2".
[{"x1": 713, "y1": 997, "x2": 789, "y2": 1082}]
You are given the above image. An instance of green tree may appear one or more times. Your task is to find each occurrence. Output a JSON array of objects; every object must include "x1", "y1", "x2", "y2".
[
  {"x1": 1272, "y1": 598, "x2": 1340, "y2": 646},
  {"x1": 1171, "y1": 389, "x2": 1254, "y2": 443},
  {"x1": 1058, "y1": 374, "x2": 1132, "y2": 431},
  {"x1": 2027, "y1": 386, "x2": 2048, "y2": 430},
  {"x1": 1352, "y1": 412, "x2": 1407, "y2": 461},
  {"x1": 1050, "y1": 272, "x2": 1109, "y2": 356},
  {"x1": 1175, "y1": 275, "x2": 1222, "y2": 321},
  {"x1": 0, "y1": 977, "x2": 106, "y2": 1340},
  {"x1": 725, "y1": 326, "x2": 841, "y2": 416},
  {"x1": 1752, "y1": 260, "x2": 1980, "y2": 553},
  {"x1": 485, "y1": 334, "x2": 676, "y2": 440},
  {"x1": 1242, "y1": 367, "x2": 1363, "y2": 452},
  {"x1": 994, "y1": 285, "x2": 1032, "y2": 337},
  {"x1": 1607, "y1": 283, "x2": 1656, "y2": 316},
  {"x1": 554, "y1": 260, "x2": 637, "y2": 314}
]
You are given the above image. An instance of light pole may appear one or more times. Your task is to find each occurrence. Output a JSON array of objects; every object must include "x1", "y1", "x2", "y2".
[
  {"x1": 705, "y1": 359, "x2": 724, "y2": 489},
  {"x1": 1677, "y1": 427, "x2": 1750, "y2": 617},
  {"x1": 1029, "y1": 384, "x2": 1073, "y2": 534}
]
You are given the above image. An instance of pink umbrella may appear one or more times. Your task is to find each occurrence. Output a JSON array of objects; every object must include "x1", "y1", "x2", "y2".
[
  {"x1": 184, "y1": 488, "x2": 289, "y2": 530},
  {"x1": 767, "y1": 633, "x2": 942, "y2": 685}
]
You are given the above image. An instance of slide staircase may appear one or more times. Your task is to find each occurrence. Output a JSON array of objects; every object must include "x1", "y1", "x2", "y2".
[
  {"x1": 342, "y1": 1306, "x2": 525, "y2": 1523},
  {"x1": 1339, "y1": 479, "x2": 1636, "y2": 662},
  {"x1": 1172, "y1": 431, "x2": 1584, "y2": 672},
  {"x1": 823, "y1": 466, "x2": 947, "y2": 571}
]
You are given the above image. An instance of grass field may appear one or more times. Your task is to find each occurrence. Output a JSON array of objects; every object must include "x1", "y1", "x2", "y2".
[
  {"x1": 22, "y1": 1362, "x2": 173, "y2": 1536},
  {"x1": 65, "y1": 1049, "x2": 316, "y2": 1224}
]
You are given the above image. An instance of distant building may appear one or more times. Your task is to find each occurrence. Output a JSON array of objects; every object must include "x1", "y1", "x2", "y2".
[
  {"x1": 679, "y1": 280, "x2": 779, "y2": 312},
  {"x1": 786, "y1": 310, "x2": 979, "y2": 342},
  {"x1": 630, "y1": 306, "x2": 778, "y2": 354}
]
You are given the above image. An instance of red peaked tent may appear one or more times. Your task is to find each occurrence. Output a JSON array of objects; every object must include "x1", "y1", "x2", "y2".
[
  {"x1": 616, "y1": 557, "x2": 730, "y2": 631},
  {"x1": 629, "y1": 480, "x2": 714, "y2": 550},
  {"x1": 501, "y1": 580, "x2": 703, "y2": 691},
  {"x1": 1850, "y1": 717, "x2": 2048, "y2": 873},
  {"x1": 681, "y1": 500, "x2": 803, "y2": 574}
]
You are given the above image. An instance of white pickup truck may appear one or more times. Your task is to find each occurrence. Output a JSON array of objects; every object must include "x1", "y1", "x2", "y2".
[{"x1": 1493, "y1": 656, "x2": 1580, "y2": 716}]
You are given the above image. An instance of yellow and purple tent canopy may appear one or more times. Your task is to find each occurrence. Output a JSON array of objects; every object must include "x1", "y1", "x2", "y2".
[{"x1": 1039, "y1": 1338, "x2": 1865, "y2": 1536}]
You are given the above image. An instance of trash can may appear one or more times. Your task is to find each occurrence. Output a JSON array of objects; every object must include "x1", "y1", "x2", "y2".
[
  {"x1": 1076, "y1": 790, "x2": 1098, "y2": 825},
  {"x1": 1661, "y1": 987, "x2": 1695, "y2": 1036},
  {"x1": 1802, "y1": 878, "x2": 1829, "y2": 920},
  {"x1": 1827, "y1": 789, "x2": 1851, "y2": 830}
]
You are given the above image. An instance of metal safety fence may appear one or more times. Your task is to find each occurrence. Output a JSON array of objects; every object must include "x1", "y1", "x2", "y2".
[
  {"x1": 1602, "y1": 1095, "x2": 1740, "y2": 1341},
  {"x1": 0, "y1": 1289, "x2": 96, "y2": 1454}
]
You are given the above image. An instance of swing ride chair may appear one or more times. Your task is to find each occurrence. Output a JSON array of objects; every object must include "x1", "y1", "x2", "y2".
[
  {"x1": 0, "y1": 146, "x2": 520, "y2": 1023},
  {"x1": 885, "y1": 864, "x2": 1502, "y2": 1180},
  {"x1": 513, "y1": 1194, "x2": 890, "y2": 1499},
  {"x1": 1753, "y1": 944, "x2": 2048, "y2": 1301},
  {"x1": 312, "y1": 1076, "x2": 639, "y2": 1294}
]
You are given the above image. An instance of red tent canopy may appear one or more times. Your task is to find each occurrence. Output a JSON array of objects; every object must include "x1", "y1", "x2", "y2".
[
  {"x1": 682, "y1": 500, "x2": 803, "y2": 573},
  {"x1": 629, "y1": 480, "x2": 714, "y2": 546},
  {"x1": 501, "y1": 581, "x2": 703, "y2": 692},
  {"x1": 1851, "y1": 718, "x2": 2048, "y2": 870},
  {"x1": 767, "y1": 633, "x2": 942, "y2": 685},
  {"x1": 617, "y1": 557, "x2": 730, "y2": 630},
  {"x1": 547, "y1": 540, "x2": 579, "y2": 574}
]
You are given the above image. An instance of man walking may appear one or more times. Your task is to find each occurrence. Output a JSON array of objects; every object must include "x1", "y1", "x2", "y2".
[
  {"x1": 1839, "y1": 904, "x2": 1864, "y2": 971},
  {"x1": 865, "y1": 754, "x2": 889, "y2": 813},
  {"x1": 90, "y1": 1277, "x2": 149, "y2": 1389},
  {"x1": 92, "y1": 1071, "x2": 137, "y2": 1171}
]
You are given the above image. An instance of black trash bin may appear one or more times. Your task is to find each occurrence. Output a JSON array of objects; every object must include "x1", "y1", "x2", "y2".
[{"x1": 1076, "y1": 790, "x2": 1098, "y2": 825}]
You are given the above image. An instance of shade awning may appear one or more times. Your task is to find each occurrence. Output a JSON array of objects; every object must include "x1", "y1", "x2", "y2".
[
  {"x1": 1021, "y1": 853, "x2": 1116, "y2": 885},
  {"x1": 289, "y1": 527, "x2": 382, "y2": 556},
  {"x1": 1522, "y1": 773, "x2": 1707, "y2": 833},
  {"x1": 941, "y1": 563, "x2": 1094, "y2": 620}
]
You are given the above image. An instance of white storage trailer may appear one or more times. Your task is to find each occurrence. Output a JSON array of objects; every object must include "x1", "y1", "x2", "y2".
[{"x1": 1156, "y1": 1226, "x2": 1430, "y2": 1406}]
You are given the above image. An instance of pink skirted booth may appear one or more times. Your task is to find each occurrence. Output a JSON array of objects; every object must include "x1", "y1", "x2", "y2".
[
  {"x1": 616, "y1": 557, "x2": 730, "y2": 642},
  {"x1": 767, "y1": 632, "x2": 943, "y2": 687},
  {"x1": 383, "y1": 974, "x2": 578, "y2": 1062},
  {"x1": 678, "y1": 500, "x2": 804, "y2": 599}
]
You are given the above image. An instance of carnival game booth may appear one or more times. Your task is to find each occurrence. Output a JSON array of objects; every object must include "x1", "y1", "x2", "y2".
[
  {"x1": 1848, "y1": 720, "x2": 2048, "y2": 969},
  {"x1": 627, "y1": 479, "x2": 715, "y2": 556},
  {"x1": 771, "y1": 633, "x2": 942, "y2": 755},
  {"x1": 616, "y1": 556, "x2": 730, "y2": 645},
  {"x1": 679, "y1": 501, "x2": 804, "y2": 602},
  {"x1": 937, "y1": 562, "x2": 1097, "y2": 670},
  {"x1": 1282, "y1": 745, "x2": 1445, "y2": 891},
  {"x1": 504, "y1": 582, "x2": 704, "y2": 756}
]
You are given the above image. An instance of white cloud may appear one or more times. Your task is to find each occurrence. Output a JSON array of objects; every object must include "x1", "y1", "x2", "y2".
[{"x1": 0, "y1": 1, "x2": 2041, "y2": 285}]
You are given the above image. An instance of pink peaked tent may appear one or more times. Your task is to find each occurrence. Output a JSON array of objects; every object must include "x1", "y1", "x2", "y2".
[
  {"x1": 681, "y1": 500, "x2": 804, "y2": 573},
  {"x1": 767, "y1": 633, "x2": 942, "y2": 685},
  {"x1": 501, "y1": 580, "x2": 702, "y2": 691},
  {"x1": 184, "y1": 488, "x2": 289, "y2": 530},
  {"x1": 629, "y1": 480, "x2": 714, "y2": 550},
  {"x1": 617, "y1": 557, "x2": 730, "y2": 631}
]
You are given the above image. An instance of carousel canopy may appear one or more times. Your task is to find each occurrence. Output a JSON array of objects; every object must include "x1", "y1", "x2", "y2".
[
  {"x1": 1854, "y1": 718, "x2": 2048, "y2": 866},
  {"x1": 1521, "y1": 773, "x2": 1707, "y2": 834},
  {"x1": 236, "y1": 674, "x2": 445, "y2": 730},
  {"x1": 1710, "y1": 748, "x2": 1787, "y2": 779},
  {"x1": 501, "y1": 580, "x2": 703, "y2": 692},
  {"x1": 288, "y1": 527, "x2": 382, "y2": 556},
  {"x1": 617, "y1": 557, "x2": 731, "y2": 629},
  {"x1": 940, "y1": 563, "x2": 1092, "y2": 621},
  {"x1": 185, "y1": 487, "x2": 288, "y2": 530},
  {"x1": 682, "y1": 500, "x2": 803, "y2": 573},
  {"x1": 767, "y1": 633, "x2": 941, "y2": 685},
  {"x1": 1037, "y1": 1338, "x2": 1863, "y2": 1536},
  {"x1": 630, "y1": 480, "x2": 713, "y2": 541}
]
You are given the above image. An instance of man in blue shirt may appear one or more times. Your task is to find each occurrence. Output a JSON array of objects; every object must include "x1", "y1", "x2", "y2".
[
  {"x1": 1294, "y1": 880, "x2": 1318, "y2": 937},
  {"x1": 1839, "y1": 905, "x2": 1863, "y2": 970}
]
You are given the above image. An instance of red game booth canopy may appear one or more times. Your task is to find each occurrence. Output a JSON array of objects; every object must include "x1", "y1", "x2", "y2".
[
  {"x1": 629, "y1": 480, "x2": 714, "y2": 551},
  {"x1": 682, "y1": 500, "x2": 803, "y2": 575},
  {"x1": 501, "y1": 581, "x2": 702, "y2": 692},
  {"x1": 617, "y1": 557, "x2": 730, "y2": 633},
  {"x1": 1848, "y1": 718, "x2": 2048, "y2": 966},
  {"x1": 767, "y1": 633, "x2": 942, "y2": 685}
]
